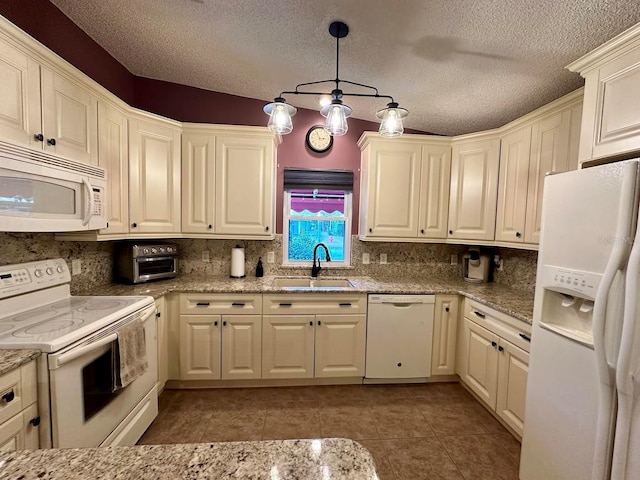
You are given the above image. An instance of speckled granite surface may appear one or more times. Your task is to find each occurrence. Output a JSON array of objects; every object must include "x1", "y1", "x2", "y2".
[
  {"x1": 71, "y1": 274, "x2": 534, "y2": 324},
  {"x1": 0, "y1": 349, "x2": 39, "y2": 376},
  {"x1": 0, "y1": 438, "x2": 376, "y2": 480}
]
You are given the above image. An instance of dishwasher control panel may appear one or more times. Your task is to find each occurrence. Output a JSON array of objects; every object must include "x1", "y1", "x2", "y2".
[{"x1": 368, "y1": 294, "x2": 435, "y2": 304}]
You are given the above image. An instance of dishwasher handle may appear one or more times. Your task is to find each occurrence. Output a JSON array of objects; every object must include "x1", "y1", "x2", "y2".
[{"x1": 380, "y1": 302, "x2": 422, "y2": 307}]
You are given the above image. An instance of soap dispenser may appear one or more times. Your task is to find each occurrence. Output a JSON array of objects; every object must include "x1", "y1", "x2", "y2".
[{"x1": 255, "y1": 257, "x2": 264, "y2": 277}]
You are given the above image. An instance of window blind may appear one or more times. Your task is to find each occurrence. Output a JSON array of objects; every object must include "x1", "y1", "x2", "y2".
[{"x1": 283, "y1": 168, "x2": 354, "y2": 191}]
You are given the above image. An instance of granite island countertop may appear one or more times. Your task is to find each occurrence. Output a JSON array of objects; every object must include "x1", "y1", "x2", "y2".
[
  {"x1": 72, "y1": 274, "x2": 535, "y2": 324},
  {"x1": 0, "y1": 438, "x2": 377, "y2": 480}
]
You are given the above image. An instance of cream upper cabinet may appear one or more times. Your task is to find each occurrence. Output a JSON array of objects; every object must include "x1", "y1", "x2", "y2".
[
  {"x1": 315, "y1": 314, "x2": 366, "y2": 378},
  {"x1": 215, "y1": 134, "x2": 275, "y2": 237},
  {"x1": 358, "y1": 133, "x2": 451, "y2": 240},
  {"x1": 0, "y1": 35, "x2": 97, "y2": 164},
  {"x1": 97, "y1": 101, "x2": 129, "y2": 235},
  {"x1": 567, "y1": 24, "x2": 640, "y2": 163},
  {"x1": 262, "y1": 315, "x2": 315, "y2": 379},
  {"x1": 128, "y1": 117, "x2": 181, "y2": 234},
  {"x1": 448, "y1": 136, "x2": 500, "y2": 241},
  {"x1": 182, "y1": 133, "x2": 215, "y2": 234},
  {"x1": 431, "y1": 295, "x2": 459, "y2": 376},
  {"x1": 495, "y1": 126, "x2": 531, "y2": 243},
  {"x1": 221, "y1": 315, "x2": 262, "y2": 380}
]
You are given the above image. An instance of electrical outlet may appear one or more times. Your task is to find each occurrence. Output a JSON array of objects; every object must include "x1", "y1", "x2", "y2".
[
  {"x1": 267, "y1": 252, "x2": 275, "y2": 264},
  {"x1": 362, "y1": 253, "x2": 370, "y2": 265},
  {"x1": 202, "y1": 250, "x2": 210, "y2": 263},
  {"x1": 379, "y1": 253, "x2": 388, "y2": 264},
  {"x1": 450, "y1": 254, "x2": 458, "y2": 265},
  {"x1": 71, "y1": 259, "x2": 81, "y2": 276},
  {"x1": 494, "y1": 255, "x2": 504, "y2": 271}
]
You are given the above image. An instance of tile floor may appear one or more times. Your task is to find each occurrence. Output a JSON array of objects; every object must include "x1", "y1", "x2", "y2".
[{"x1": 138, "y1": 382, "x2": 522, "y2": 480}]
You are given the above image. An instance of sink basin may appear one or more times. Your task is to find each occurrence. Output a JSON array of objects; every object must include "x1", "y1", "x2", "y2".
[{"x1": 270, "y1": 277, "x2": 354, "y2": 289}]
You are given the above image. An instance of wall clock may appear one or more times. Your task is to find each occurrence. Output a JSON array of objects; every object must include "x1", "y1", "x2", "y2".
[{"x1": 306, "y1": 126, "x2": 333, "y2": 153}]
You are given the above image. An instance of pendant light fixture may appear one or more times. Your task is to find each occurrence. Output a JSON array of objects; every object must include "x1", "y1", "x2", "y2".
[{"x1": 263, "y1": 21, "x2": 408, "y2": 137}]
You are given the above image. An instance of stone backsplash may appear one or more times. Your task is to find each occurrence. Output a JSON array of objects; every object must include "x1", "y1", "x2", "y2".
[{"x1": 0, "y1": 233, "x2": 538, "y2": 293}]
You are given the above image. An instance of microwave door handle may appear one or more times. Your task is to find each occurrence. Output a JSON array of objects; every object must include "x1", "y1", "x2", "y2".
[{"x1": 81, "y1": 177, "x2": 94, "y2": 227}]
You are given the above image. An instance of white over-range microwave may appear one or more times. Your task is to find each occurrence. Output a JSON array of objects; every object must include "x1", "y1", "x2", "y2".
[{"x1": 0, "y1": 140, "x2": 107, "y2": 232}]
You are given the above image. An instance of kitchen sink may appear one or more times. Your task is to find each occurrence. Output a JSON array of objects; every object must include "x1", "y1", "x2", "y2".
[{"x1": 270, "y1": 277, "x2": 354, "y2": 289}]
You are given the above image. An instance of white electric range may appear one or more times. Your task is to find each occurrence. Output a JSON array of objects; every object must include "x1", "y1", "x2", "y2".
[{"x1": 0, "y1": 259, "x2": 158, "y2": 448}]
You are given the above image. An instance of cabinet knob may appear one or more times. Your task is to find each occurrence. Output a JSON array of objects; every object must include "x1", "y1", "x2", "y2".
[
  {"x1": 208, "y1": 224, "x2": 212, "y2": 229},
  {"x1": 214, "y1": 321, "x2": 218, "y2": 326},
  {"x1": 29, "y1": 416, "x2": 40, "y2": 427},
  {"x1": 498, "y1": 345, "x2": 504, "y2": 352},
  {"x1": 47, "y1": 138, "x2": 56, "y2": 146},
  {"x1": 420, "y1": 229, "x2": 425, "y2": 234},
  {"x1": 516, "y1": 232, "x2": 522, "y2": 238},
  {"x1": 317, "y1": 320, "x2": 322, "y2": 326},
  {"x1": 309, "y1": 321, "x2": 313, "y2": 326},
  {"x1": 491, "y1": 341, "x2": 497, "y2": 348},
  {"x1": 369, "y1": 228, "x2": 373, "y2": 233},
  {"x1": 397, "y1": 362, "x2": 402, "y2": 367},
  {"x1": 445, "y1": 307, "x2": 450, "y2": 313},
  {"x1": 132, "y1": 222, "x2": 137, "y2": 228},
  {"x1": 265, "y1": 226, "x2": 269, "y2": 232},
  {"x1": 34, "y1": 133, "x2": 44, "y2": 142},
  {"x1": 449, "y1": 230, "x2": 453, "y2": 235},
  {"x1": 156, "y1": 312, "x2": 161, "y2": 318},
  {"x1": 2, "y1": 390, "x2": 14, "y2": 403},
  {"x1": 223, "y1": 321, "x2": 227, "y2": 326}
]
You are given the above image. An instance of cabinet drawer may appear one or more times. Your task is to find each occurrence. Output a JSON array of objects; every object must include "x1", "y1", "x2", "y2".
[
  {"x1": 464, "y1": 299, "x2": 531, "y2": 353},
  {"x1": 180, "y1": 294, "x2": 262, "y2": 315},
  {"x1": 0, "y1": 369, "x2": 22, "y2": 425},
  {"x1": 263, "y1": 294, "x2": 367, "y2": 315}
]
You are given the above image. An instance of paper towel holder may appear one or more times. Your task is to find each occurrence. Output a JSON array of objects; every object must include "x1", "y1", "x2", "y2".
[{"x1": 231, "y1": 244, "x2": 246, "y2": 278}]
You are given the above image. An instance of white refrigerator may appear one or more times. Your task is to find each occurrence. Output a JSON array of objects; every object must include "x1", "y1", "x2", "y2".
[{"x1": 520, "y1": 160, "x2": 640, "y2": 480}]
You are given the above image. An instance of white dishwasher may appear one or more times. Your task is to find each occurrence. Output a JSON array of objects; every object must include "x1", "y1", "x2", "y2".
[{"x1": 365, "y1": 294, "x2": 435, "y2": 379}]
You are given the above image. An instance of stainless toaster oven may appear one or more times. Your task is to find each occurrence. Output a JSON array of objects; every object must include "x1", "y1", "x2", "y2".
[{"x1": 115, "y1": 243, "x2": 178, "y2": 284}]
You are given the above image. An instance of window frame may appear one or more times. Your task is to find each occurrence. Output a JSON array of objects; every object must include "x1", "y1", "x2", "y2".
[{"x1": 282, "y1": 189, "x2": 352, "y2": 268}]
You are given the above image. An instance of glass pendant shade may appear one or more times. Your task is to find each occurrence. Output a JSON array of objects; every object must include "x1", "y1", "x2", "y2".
[
  {"x1": 377, "y1": 103, "x2": 409, "y2": 138},
  {"x1": 320, "y1": 101, "x2": 352, "y2": 136},
  {"x1": 264, "y1": 99, "x2": 297, "y2": 135}
]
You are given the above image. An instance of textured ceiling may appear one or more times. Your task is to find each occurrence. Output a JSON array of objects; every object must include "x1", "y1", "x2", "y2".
[{"x1": 50, "y1": 0, "x2": 640, "y2": 136}]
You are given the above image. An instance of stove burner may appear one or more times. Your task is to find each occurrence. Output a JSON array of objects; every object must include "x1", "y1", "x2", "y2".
[
  {"x1": 13, "y1": 319, "x2": 81, "y2": 337},
  {"x1": 13, "y1": 310, "x2": 59, "y2": 323}
]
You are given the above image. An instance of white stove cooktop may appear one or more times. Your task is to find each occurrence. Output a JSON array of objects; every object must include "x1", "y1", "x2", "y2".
[{"x1": 0, "y1": 295, "x2": 153, "y2": 353}]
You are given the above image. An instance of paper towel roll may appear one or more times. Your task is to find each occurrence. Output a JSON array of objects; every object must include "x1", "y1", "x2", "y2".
[{"x1": 231, "y1": 245, "x2": 245, "y2": 278}]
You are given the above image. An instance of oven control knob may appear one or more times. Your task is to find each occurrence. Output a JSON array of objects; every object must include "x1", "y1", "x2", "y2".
[
  {"x1": 56, "y1": 266, "x2": 64, "y2": 273},
  {"x1": 151, "y1": 248, "x2": 157, "y2": 254},
  {"x1": 159, "y1": 247, "x2": 165, "y2": 253},
  {"x1": 34, "y1": 269, "x2": 43, "y2": 278},
  {"x1": 46, "y1": 268, "x2": 53, "y2": 275},
  {"x1": 142, "y1": 248, "x2": 149, "y2": 255}
]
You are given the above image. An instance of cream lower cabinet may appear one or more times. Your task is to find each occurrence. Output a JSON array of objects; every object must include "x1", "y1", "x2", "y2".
[
  {"x1": 178, "y1": 294, "x2": 262, "y2": 381},
  {"x1": 262, "y1": 295, "x2": 367, "y2": 379},
  {"x1": 457, "y1": 299, "x2": 530, "y2": 437},
  {"x1": 448, "y1": 135, "x2": 500, "y2": 241},
  {"x1": 431, "y1": 295, "x2": 459, "y2": 376},
  {"x1": 128, "y1": 116, "x2": 181, "y2": 234},
  {"x1": 0, "y1": 360, "x2": 39, "y2": 451},
  {"x1": 358, "y1": 133, "x2": 451, "y2": 240}
]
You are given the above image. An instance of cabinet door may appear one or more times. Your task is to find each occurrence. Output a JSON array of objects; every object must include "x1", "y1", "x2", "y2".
[
  {"x1": 431, "y1": 295, "x2": 459, "y2": 376},
  {"x1": 461, "y1": 318, "x2": 499, "y2": 409},
  {"x1": 524, "y1": 110, "x2": 572, "y2": 244},
  {"x1": 448, "y1": 138, "x2": 500, "y2": 240},
  {"x1": 41, "y1": 67, "x2": 98, "y2": 164},
  {"x1": 155, "y1": 297, "x2": 168, "y2": 392},
  {"x1": 215, "y1": 135, "x2": 274, "y2": 236},
  {"x1": 97, "y1": 101, "x2": 129, "y2": 235},
  {"x1": 221, "y1": 315, "x2": 261, "y2": 380},
  {"x1": 495, "y1": 126, "x2": 531, "y2": 243},
  {"x1": 262, "y1": 315, "x2": 315, "y2": 379},
  {"x1": 315, "y1": 314, "x2": 366, "y2": 378},
  {"x1": 129, "y1": 118, "x2": 181, "y2": 233},
  {"x1": 182, "y1": 133, "x2": 215, "y2": 233},
  {"x1": 496, "y1": 339, "x2": 529, "y2": 437},
  {"x1": 179, "y1": 314, "x2": 221, "y2": 380},
  {"x1": 0, "y1": 37, "x2": 41, "y2": 149},
  {"x1": 363, "y1": 142, "x2": 421, "y2": 237},
  {"x1": 418, "y1": 144, "x2": 451, "y2": 239},
  {"x1": 22, "y1": 403, "x2": 39, "y2": 450},
  {"x1": 0, "y1": 411, "x2": 24, "y2": 452}
]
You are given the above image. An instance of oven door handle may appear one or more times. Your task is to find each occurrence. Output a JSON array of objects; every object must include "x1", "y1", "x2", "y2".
[{"x1": 54, "y1": 333, "x2": 117, "y2": 368}]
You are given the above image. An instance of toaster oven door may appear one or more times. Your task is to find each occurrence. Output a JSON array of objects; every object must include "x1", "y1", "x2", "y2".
[{"x1": 134, "y1": 256, "x2": 176, "y2": 282}]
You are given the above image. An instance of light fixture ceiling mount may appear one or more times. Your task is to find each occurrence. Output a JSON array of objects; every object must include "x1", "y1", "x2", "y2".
[{"x1": 264, "y1": 21, "x2": 408, "y2": 138}]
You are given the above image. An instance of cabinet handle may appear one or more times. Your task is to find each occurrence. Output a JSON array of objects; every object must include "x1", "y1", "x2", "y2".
[
  {"x1": 519, "y1": 333, "x2": 531, "y2": 342},
  {"x1": 2, "y1": 390, "x2": 15, "y2": 403},
  {"x1": 223, "y1": 321, "x2": 227, "y2": 326},
  {"x1": 516, "y1": 232, "x2": 522, "y2": 238},
  {"x1": 397, "y1": 362, "x2": 402, "y2": 367},
  {"x1": 491, "y1": 341, "x2": 497, "y2": 348},
  {"x1": 29, "y1": 416, "x2": 40, "y2": 427},
  {"x1": 34, "y1": 133, "x2": 44, "y2": 142},
  {"x1": 131, "y1": 222, "x2": 137, "y2": 228},
  {"x1": 208, "y1": 224, "x2": 213, "y2": 229},
  {"x1": 498, "y1": 345, "x2": 504, "y2": 352},
  {"x1": 369, "y1": 228, "x2": 373, "y2": 233},
  {"x1": 309, "y1": 321, "x2": 313, "y2": 326},
  {"x1": 474, "y1": 311, "x2": 486, "y2": 319},
  {"x1": 449, "y1": 230, "x2": 453, "y2": 235},
  {"x1": 156, "y1": 312, "x2": 161, "y2": 318},
  {"x1": 231, "y1": 302, "x2": 245, "y2": 307},
  {"x1": 420, "y1": 229, "x2": 425, "y2": 234},
  {"x1": 445, "y1": 307, "x2": 450, "y2": 313},
  {"x1": 214, "y1": 321, "x2": 218, "y2": 326},
  {"x1": 265, "y1": 226, "x2": 269, "y2": 232},
  {"x1": 317, "y1": 320, "x2": 322, "y2": 326},
  {"x1": 47, "y1": 138, "x2": 56, "y2": 146},
  {"x1": 279, "y1": 303, "x2": 292, "y2": 307},
  {"x1": 196, "y1": 302, "x2": 210, "y2": 306},
  {"x1": 339, "y1": 303, "x2": 351, "y2": 307}
]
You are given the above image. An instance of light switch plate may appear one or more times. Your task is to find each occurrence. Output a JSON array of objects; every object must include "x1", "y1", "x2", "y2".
[
  {"x1": 362, "y1": 253, "x2": 370, "y2": 265},
  {"x1": 202, "y1": 250, "x2": 210, "y2": 263},
  {"x1": 267, "y1": 252, "x2": 275, "y2": 264},
  {"x1": 379, "y1": 253, "x2": 388, "y2": 264},
  {"x1": 71, "y1": 259, "x2": 81, "y2": 276}
]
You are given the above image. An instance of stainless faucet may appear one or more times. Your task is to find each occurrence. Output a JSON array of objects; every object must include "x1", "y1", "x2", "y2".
[{"x1": 311, "y1": 243, "x2": 331, "y2": 277}]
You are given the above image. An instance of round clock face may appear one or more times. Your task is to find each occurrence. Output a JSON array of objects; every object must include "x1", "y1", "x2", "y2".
[{"x1": 306, "y1": 126, "x2": 333, "y2": 153}]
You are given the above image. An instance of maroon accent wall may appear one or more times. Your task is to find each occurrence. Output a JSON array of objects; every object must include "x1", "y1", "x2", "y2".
[{"x1": 1, "y1": 2, "x2": 429, "y2": 235}]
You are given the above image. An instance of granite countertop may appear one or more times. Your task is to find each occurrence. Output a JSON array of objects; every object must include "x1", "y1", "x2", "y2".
[
  {"x1": 72, "y1": 274, "x2": 535, "y2": 324},
  {"x1": 0, "y1": 349, "x2": 40, "y2": 376},
  {"x1": 0, "y1": 438, "x2": 377, "y2": 480}
]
